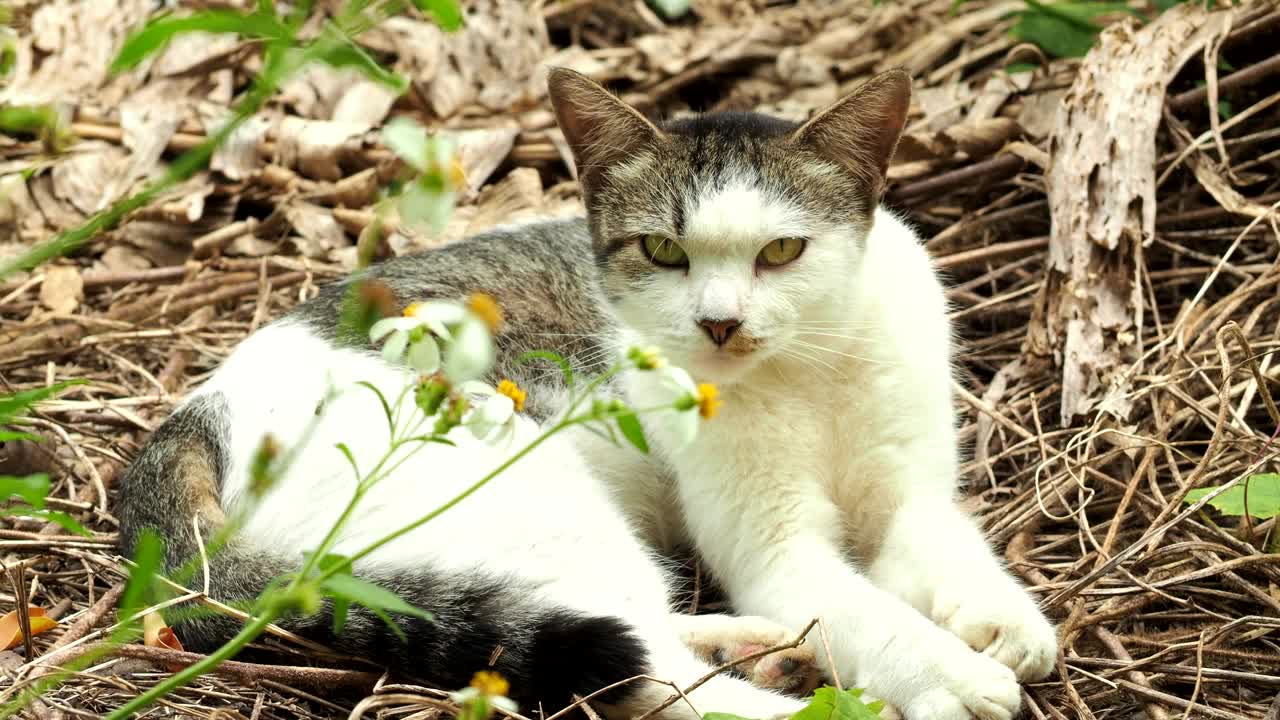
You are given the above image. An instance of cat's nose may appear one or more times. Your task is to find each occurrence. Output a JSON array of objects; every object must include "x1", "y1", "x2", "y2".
[{"x1": 699, "y1": 318, "x2": 741, "y2": 346}]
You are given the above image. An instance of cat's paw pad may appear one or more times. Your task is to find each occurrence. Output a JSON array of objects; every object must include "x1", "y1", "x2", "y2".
[
  {"x1": 687, "y1": 616, "x2": 820, "y2": 693},
  {"x1": 907, "y1": 652, "x2": 1021, "y2": 720},
  {"x1": 931, "y1": 585, "x2": 1057, "y2": 682}
]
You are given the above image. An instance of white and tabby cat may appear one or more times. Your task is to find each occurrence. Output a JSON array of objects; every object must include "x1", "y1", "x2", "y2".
[
  {"x1": 117, "y1": 68, "x2": 1056, "y2": 720},
  {"x1": 544, "y1": 68, "x2": 1058, "y2": 720}
]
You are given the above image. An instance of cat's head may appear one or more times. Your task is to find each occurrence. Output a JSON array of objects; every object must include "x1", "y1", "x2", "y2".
[{"x1": 547, "y1": 68, "x2": 910, "y2": 384}]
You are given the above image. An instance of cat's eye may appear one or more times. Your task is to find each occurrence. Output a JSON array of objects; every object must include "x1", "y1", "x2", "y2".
[
  {"x1": 757, "y1": 237, "x2": 806, "y2": 267},
  {"x1": 642, "y1": 234, "x2": 689, "y2": 268}
]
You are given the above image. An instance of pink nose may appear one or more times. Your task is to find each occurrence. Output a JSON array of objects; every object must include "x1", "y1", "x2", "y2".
[{"x1": 699, "y1": 318, "x2": 742, "y2": 346}]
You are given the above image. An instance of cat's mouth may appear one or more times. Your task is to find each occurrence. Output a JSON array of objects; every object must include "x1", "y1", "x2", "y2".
[{"x1": 687, "y1": 335, "x2": 765, "y2": 376}]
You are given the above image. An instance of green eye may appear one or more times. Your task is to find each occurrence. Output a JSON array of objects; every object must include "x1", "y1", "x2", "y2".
[
  {"x1": 758, "y1": 237, "x2": 806, "y2": 267},
  {"x1": 642, "y1": 235, "x2": 689, "y2": 267}
]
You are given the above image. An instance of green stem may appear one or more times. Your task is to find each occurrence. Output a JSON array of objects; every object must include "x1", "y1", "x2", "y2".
[
  {"x1": 326, "y1": 418, "x2": 574, "y2": 575},
  {"x1": 103, "y1": 608, "x2": 278, "y2": 720}
]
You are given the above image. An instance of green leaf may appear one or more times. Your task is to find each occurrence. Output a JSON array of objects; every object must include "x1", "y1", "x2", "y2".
[
  {"x1": 335, "y1": 442, "x2": 361, "y2": 482},
  {"x1": 413, "y1": 0, "x2": 464, "y2": 32},
  {"x1": 0, "y1": 428, "x2": 41, "y2": 443},
  {"x1": 308, "y1": 551, "x2": 354, "y2": 577},
  {"x1": 0, "y1": 380, "x2": 87, "y2": 421},
  {"x1": 111, "y1": 10, "x2": 289, "y2": 74},
  {"x1": 616, "y1": 411, "x2": 649, "y2": 454},
  {"x1": 121, "y1": 530, "x2": 166, "y2": 620},
  {"x1": 23, "y1": 509, "x2": 91, "y2": 536},
  {"x1": 517, "y1": 350, "x2": 574, "y2": 389},
  {"x1": 704, "y1": 714, "x2": 757, "y2": 720},
  {"x1": 310, "y1": 33, "x2": 408, "y2": 92},
  {"x1": 647, "y1": 0, "x2": 690, "y2": 19},
  {"x1": 0, "y1": 474, "x2": 50, "y2": 508},
  {"x1": 790, "y1": 687, "x2": 883, "y2": 720},
  {"x1": 0, "y1": 104, "x2": 62, "y2": 139},
  {"x1": 1005, "y1": 62, "x2": 1039, "y2": 75},
  {"x1": 1185, "y1": 474, "x2": 1280, "y2": 520},
  {"x1": 368, "y1": 604, "x2": 408, "y2": 642},
  {"x1": 320, "y1": 574, "x2": 434, "y2": 623},
  {"x1": 355, "y1": 381, "x2": 395, "y2": 435},
  {"x1": 332, "y1": 595, "x2": 352, "y2": 635},
  {"x1": 1011, "y1": 2, "x2": 1132, "y2": 59}
]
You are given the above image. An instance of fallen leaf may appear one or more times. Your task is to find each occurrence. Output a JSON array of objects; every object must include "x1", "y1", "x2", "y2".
[
  {"x1": 275, "y1": 117, "x2": 367, "y2": 181},
  {"x1": 0, "y1": 606, "x2": 58, "y2": 650},
  {"x1": 286, "y1": 201, "x2": 350, "y2": 259},
  {"x1": 39, "y1": 265, "x2": 84, "y2": 314},
  {"x1": 143, "y1": 611, "x2": 184, "y2": 652},
  {"x1": 143, "y1": 611, "x2": 187, "y2": 672}
]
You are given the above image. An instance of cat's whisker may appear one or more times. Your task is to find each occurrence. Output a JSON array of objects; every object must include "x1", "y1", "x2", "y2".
[
  {"x1": 794, "y1": 331, "x2": 873, "y2": 342},
  {"x1": 791, "y1": 339, "x2": 889, "y2": 366},
  {"x1": 778, "y1": 347, "x2": 845, "y2": 378}
]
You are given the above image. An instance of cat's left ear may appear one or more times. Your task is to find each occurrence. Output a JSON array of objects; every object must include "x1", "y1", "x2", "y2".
[{"x1": 790, "y1": 69, "x2": 911, "y2": 200}]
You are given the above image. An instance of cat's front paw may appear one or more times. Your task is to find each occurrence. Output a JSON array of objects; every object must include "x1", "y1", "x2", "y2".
[
  {"x1": 684, "y1": 616, "x2": 820, "y2": 694},
  {"x1": 930, "y1": 581, "x2": 1057, "y2": 682},
  {"x1": 906, "y1": 648, "x2": 1021, "y2": 720}
]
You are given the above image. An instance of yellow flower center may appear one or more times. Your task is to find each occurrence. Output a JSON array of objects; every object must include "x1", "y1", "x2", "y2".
[
  {"x1": 467, "y1": 293, "x2": 504, "y2": 333},
  {"x1": 696, "y1": 383, "x2": 720, "y2": 420},
  {"x1": 403, "y1": 302, "x2": 423, "y2": 318},
  {"x1": 629, "y1": 346, "x2": 666, "y2": 370},
  {"x1": 470, "y1": 670, "x2": 509, "y2": 697},
  {"x1": 449, "y1": 157, "x2": 468, "y2": 190},
  {"x1": 497, "y1": 379, "x2": 526, "y2": 413}
]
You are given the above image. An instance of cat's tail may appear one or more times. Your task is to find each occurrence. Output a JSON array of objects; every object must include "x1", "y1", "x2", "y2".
[{"x1": 116, "y1": 392, "x2": 648, "y2": 706}]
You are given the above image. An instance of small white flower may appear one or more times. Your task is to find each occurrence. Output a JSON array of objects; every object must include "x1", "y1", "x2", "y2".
[
  {"x1": 381, "y1": 118, "x2": 429, "y2": 169},
  {"x1": 629, "y1": 365, "x2": 701, "y2": 448},
  {"x1": 400, "y1": 182, "x2": 456, "y2": 235},
  {"x1": 445, "y1": 315, "x2": 495, "y2": 382},
  {"x1": 457, "y1": 380, "x2": 525, "y2": 446},
  {"x1": 448, "y1": 687, "x2": 518, "y2": 713},
  {"x1": 369, "y1": 315, "x2": 440, "y2": 373},
  {"x1": 368, "y1": 300, "x2": 496, "y2": 382}
]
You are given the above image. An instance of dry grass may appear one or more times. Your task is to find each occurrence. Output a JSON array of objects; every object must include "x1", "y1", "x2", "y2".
[{"x1": 2, "y1": 0, "x2": 1280, "y2": 718}]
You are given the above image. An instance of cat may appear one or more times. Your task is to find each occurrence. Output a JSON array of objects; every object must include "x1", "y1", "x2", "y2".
[
  {"x1": 115, "y1": 66, "x2": 1058, "y2": 720},
  {"x1": 542, "y1": 68, "x2": 1060, "y2": 720}
]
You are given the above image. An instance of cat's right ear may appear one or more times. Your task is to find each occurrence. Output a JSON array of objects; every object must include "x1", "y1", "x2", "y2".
[{"x1": 546, "y1": 68, "x2": 661, "y2": 198}]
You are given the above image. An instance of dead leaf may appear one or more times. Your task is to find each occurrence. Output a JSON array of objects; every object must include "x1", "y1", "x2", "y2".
[
  {"x1": 143, "y1": 611, "x2": 184, "y2": 653},
  {"x1": 39, "y1": 265, "x2": 84, "y2": 314},
  {"x1": 274, "y1": 117, "x2": 367, "y2": 181},
  {"x1": 0, "y1": 607, "x2": 58, "y2": 651},
  {"x1": 1, "y1": 0, "x2": 152, "y2": 106},
  {"x1": 205, "y1": 109, "x2": 276, "y2": 182},
  {"x1": 1017, "y1": 88, "x2": 1067, "y2": 139},
  {"x1": 915, "y1": 82, "x2": 974, "y2": 133},
  {"x1": 286, "y1": 202, "x2": 349, "y2": 259},
  {"x1": 880, "y1": 2, "x2": 1022, "y2": 76},
  {"x1": 894, "y1": 118, "x2": 1023, "y2": 165},
  {"x1": 466, "y1": 167, "x2": 544, "y2": 236},
  {"x1": 50, "y1": 144, "x2": 129, "y2": 216},
  {"x1": 96, "y1": 245, "x2": 153, "y2": 273},
  {"x1": 333, "y1": 81, "x2": 399, "y2": 128},
  {"x1": 143, "y1": 611, "x2": 187, "y2": 672},
  {"x1": 362, "y1": 1, "x2": 551, "y2": 119},
  {"x1": 452, "y1": 127, "x2": 521, "y2": 197}
]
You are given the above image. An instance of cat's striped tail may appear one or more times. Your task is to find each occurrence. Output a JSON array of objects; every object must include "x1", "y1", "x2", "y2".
[{"x1": 116, "y1": 392, "x2": 647, "y2": 707}]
